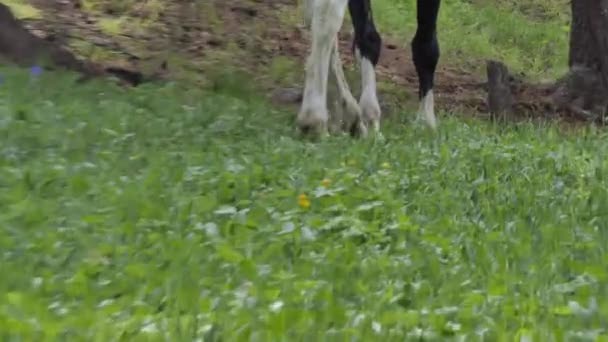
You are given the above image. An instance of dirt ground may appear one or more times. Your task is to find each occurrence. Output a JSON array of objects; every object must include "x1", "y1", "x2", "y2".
[{"x1": 16, "y1": 0, "x2": 584, "y2": 124}]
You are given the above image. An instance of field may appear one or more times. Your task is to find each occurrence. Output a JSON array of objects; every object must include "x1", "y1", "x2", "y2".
[{"x1": 2, "y1": 0, "x2": 608, "y2": 340}]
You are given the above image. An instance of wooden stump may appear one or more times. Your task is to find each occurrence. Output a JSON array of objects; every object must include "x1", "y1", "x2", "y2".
[{"x1": 486, "y1": 60, "x2": 514, "y2": 119}]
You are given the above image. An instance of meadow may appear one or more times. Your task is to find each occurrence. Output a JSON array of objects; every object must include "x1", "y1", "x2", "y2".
[
  {"x1": 1, "y1": 65, "x2": 608, "y2": 340},
  {"x1": 2, "y1": 0, "x2": 608, "y2": 340}
]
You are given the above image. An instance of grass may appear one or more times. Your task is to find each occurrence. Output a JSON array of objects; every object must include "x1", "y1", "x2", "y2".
[
  {"x1": 1, "y1": 65, "x2": 608, "y2": 340},
  {"x1": 372, "y1": 0, "x2": 570, "y2": 79},
  {"x1": 3, "y1": 0, "x2": 41, "y2": 19},
  {"x1": 97, "y1": 17, "x2": 125, "y2": 36}
]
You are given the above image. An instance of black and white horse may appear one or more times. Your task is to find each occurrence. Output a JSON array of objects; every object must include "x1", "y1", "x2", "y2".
[{"x1": 297, "y1": 0, "x2": 441, "y2": 136}]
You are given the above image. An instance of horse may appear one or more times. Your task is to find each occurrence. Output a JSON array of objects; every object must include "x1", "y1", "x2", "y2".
[{"x1": 296, "y1": 0, "x2": 441, "y2": 137}]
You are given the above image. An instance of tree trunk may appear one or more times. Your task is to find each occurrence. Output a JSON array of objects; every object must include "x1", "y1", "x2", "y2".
[
  {"x1": 486, "y1": 0, "x2": 608, "y2": 123},
  {"x1": 569, "y1": 0, "x2": 608, "y2": 84},
  {"x1": 554, "y1": 0, "x2": 608, "y2": 120}
]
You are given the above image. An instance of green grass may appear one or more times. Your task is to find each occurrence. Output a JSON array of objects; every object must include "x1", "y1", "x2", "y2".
[
  {"x1": 96, "y1": 17, "x2": 125, "y2": 36},
  {"x1": 370, "y1": 0, "x2": 570, "y2": 79},
  {"x1": 3, "y1": 0, "x2": 41, "y2": 19},
  {"x1": 1, "y1": 66, "x2": 608, "y2": 340}
]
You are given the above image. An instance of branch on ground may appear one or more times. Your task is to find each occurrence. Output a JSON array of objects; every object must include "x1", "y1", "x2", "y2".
[{"x1": 0, "y1": 3, "x2": 162, "y2": 86}]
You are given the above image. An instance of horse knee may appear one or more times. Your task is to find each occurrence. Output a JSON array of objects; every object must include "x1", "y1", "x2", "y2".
[{"x1": 349, "y1": 0, "x2": 382, "y2": 65}]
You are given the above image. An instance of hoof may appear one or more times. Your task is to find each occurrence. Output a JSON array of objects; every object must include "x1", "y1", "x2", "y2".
[
  {"x1": 418, "y1": 90, "x2": 438, "y2": 130},
  {"x1": 348, "y1": 118, "x2": 368, "y2": 138},
  {"x1": 296, "y1": 112, "x2": 328, "y2": 140},
  {"x1": 360, "y1": 96, "x2": 382, "y2": 137}
]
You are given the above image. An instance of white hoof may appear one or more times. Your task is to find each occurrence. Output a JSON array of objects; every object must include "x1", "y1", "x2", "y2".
[
  {"x1": 417, "y1": 90, "x2": 437, "y2": 129},
  {"x1": 296, "y1": 108, "x2": 328, "y2": 137}
]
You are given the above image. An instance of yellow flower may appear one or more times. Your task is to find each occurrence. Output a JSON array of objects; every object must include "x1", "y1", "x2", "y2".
[
  {"x1": 321, "y1": 178, "x2": 331, "y2": 188},
  {"x1": 298, "y1": 193, "x2": 311, "y2": 209},
  {"x1": 381, "y1": 162, "x2": 390, "y2": 169}
]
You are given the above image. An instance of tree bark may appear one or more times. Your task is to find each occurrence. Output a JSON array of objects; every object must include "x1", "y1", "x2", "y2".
[{"x1": 569, "y1": 0, "x2": 608, "y2": 85}]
